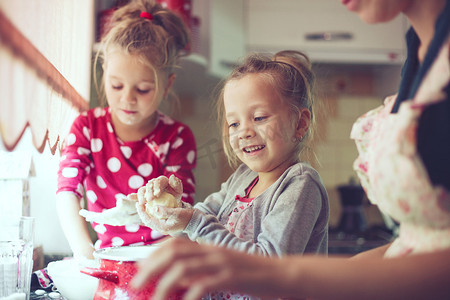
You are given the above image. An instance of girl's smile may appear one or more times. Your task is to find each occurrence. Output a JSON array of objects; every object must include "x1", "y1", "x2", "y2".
[
  {"x1": 242, "y1": 144, "x2": 266, "y2": 154},
  {"x1": 224, "y1": 73, "x2": 301, "y2": 176}
]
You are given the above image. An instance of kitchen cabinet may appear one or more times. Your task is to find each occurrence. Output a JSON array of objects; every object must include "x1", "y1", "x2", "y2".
[
  {"x1": 246, "y1": 0, "x2": 408, "y2": 64},
  {"x1": 209, "y1": 0, "x2": 408, "y2": 77}
]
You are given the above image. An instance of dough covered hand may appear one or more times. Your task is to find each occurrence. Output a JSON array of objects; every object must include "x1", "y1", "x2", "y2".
[
  {"x1": 145, "y1": 191, "x2": 179, "y2": 219},
  {"x1": 131, "y1": 175, "x2": 193, "y2": 234},
  {"x1": 79, "y1": 198, "x2": 141, "y2": 226},
  {"x1": 136, "y1": 201, "x2": 193, "y2": 235}
]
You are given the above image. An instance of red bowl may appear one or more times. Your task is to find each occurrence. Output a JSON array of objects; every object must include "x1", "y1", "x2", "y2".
[{"x1": 81, "y1": 245, "x2": 184, "y2": 300}]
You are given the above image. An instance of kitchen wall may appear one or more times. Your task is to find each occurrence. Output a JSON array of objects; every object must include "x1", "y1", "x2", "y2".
[{"x1": 312, "y1": 63, "x2": 401, "y2": 227}]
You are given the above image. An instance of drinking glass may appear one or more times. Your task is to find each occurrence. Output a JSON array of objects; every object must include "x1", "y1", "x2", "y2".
[{"x1": 0, "y1": 216, "x2": 35, "y2": 300}]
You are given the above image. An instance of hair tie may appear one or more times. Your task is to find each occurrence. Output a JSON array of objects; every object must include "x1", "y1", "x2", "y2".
[{"x1": 140, "y1": 11, "x2": 153, "y2": 20}]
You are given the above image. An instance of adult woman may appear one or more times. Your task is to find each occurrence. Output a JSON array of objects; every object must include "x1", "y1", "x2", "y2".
[{"x1": 131, "y1": 0, "x2": 450, "y2": 299}]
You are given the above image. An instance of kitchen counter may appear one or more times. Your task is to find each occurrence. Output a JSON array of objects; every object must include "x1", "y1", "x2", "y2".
[{"x1": 328, "y1": 226, "x2": 394, "y2": 255}]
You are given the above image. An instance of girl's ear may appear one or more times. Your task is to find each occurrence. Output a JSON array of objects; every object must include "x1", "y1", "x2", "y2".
[
  {"x1": 295, "y1": 108, "x2": 311, "y2": 139},
  {"x1": 163, "y1": 73, "x2": 177, "y2": 99}
]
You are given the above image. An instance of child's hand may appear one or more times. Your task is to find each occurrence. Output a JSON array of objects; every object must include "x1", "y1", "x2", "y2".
[
  {"x1": 136, "y1": 175, "x2": 183, "y2": 206},
  {"x1": 79, "y1": 198, "x2": 141, "y2": 226},
  {"x1": 136, "y1": 201, "x2": 194, "y2": 235}
]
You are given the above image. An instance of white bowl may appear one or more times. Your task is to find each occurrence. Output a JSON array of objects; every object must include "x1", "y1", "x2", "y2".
[{"x1": 47, "y1": 259, "x2": 99, "y2": 300}]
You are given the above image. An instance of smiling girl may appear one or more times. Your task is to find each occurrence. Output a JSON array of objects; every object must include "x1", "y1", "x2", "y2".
[
  {"x1": 55, "y1": 0, "x2": 196, "y2": 260},
  {"x1": 133, "y1": 50, "x2": 329, "y2": 299}
]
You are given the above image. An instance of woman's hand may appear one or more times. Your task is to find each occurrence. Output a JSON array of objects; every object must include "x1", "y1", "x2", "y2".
[
  {"x1": 130, "y1": 238, "x2": 282, "y2": 300},
  {"x1": 79, "y1": 197, "x2": 141, "y2": 226}
]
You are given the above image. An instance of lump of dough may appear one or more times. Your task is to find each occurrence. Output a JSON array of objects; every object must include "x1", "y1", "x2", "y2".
[{"x1": 145, "y1": 191, "x2": 178, "y2": 219}]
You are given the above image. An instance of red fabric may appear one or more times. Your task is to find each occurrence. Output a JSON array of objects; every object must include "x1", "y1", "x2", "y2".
[{"x1": 57, "y1": 107, "x2": 196, "y2": 248}]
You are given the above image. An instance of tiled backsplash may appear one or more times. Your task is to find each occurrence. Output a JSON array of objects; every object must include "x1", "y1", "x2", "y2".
[
  {"x1": 311, "y1": 63, "x2": 401, "y2": 227},
  {"x1": 315, "y1": 95, "x2": 382, "y2": 188}
]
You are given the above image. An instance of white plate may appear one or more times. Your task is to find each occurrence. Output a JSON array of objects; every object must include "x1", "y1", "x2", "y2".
[{"x1": 93, "y1": 244, "x2": 160, "y2": 261}]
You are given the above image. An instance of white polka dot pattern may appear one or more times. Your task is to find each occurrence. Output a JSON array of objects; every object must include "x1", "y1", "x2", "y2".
[
  {"x1": 137, "y1": 163, "x2": 153, "y2": 177},
  {"x1": 171, "y1": 137, "x2": 183, "y2": 149},
  {"x1": 67, "y1": 133, "x2": 76, "y2": 146},
  {"x1": 83, "y1": 127, "x2": 90, "y2": 140},
  {"x1": 107, "y1": 157, "x2": 121, "y2": 172},
  {"x1": 62, "y1": 167, "x2": 78, "y2": 178},
  {"x1": 94, "y1": 240, "x2": 102, "y2": 250},
  {"x1": 76, "y1": 183, "x2": 84, "y2": 196},
  {"x1": 111, "y1": 237, "x2": 124, "y2": 247},
  {"x1": 158, "y1": 142, "x2": 170, "y2": 157},
  {"x1": 94, "y1": 107, "x2": 105, "y2": 118},
  {"x1": 77, "y1": 147, "x2": 90, "y2": 156},
  {"x1": 125, "y1": 224, "x2": 140, "y2": 233},
  {"x1": 86, "y1": 190, "x2": 98, "y2": 203},
  {"x1": 120, "y1": 146, "x2": 132, "y2": 159},
  {"x1": 151, "y1": 230, "x2": 164, "y2": 240},
  {"x1": 128, "y1": 175, "x2": 144, "y2": 189},
  {"x1": 166, "y1": 165, "x2": 180, "y2": 172},
  {"x1": 94, "y1": 224, "x2": 106, "y2": 234},
  {"x1": 115, "y1": 193, "x2": 127, "y2": 201},
  {"x1": 187, "y1": 150, "x2": 195, "y2": 164},
  {"x1": 91, "y1": 138, "x2": 103, "y2": 153},
  {"x1": 97, "y1": 176, "x2": 107, "y2": 189}
]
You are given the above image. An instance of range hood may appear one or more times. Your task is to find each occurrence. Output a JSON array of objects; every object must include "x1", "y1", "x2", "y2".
[{"x1": 205, "y1": 0, "x2": 408, "y2": 78}]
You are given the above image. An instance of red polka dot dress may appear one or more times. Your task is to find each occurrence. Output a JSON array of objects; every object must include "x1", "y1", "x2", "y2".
[{"x1": 57, "y1": 107, "x2": 196, "y2": 249}]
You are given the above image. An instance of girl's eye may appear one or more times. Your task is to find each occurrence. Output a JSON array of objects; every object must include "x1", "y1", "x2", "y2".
[
  {"x1": 137, "y1": 89, "x2": 150, "y2": 94},
  {"x1": 254, "y1": 116, "x2": 267, "y2": 122},
  {"x1": 112, "y1": 85, "x2": 122, "y2": 90},
  {"x1": 228, "y1": 122, "x2": 239, "y2": 128}
]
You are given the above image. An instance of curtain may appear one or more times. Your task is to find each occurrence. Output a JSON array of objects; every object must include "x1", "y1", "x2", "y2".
[{"x1": 0, "y1": 0, "x2": 93, "y2": 154}]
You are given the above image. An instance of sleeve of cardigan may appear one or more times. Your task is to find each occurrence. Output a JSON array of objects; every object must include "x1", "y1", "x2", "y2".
[{"x1": 184, "y1": 172, "x2": 327, "y2": 257}]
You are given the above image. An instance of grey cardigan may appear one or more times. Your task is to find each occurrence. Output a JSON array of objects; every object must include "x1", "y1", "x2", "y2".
[{"x1": 183, "y1": 162, "x2": 329, "y2": 257}]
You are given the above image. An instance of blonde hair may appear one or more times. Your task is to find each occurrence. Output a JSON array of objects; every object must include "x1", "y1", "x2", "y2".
[
  {"x1": 217, "y1": 50, "x2": 317, "y2": 168},
  {"x1": 94, "y1": 0, "x2": 190, "y2": 106}
]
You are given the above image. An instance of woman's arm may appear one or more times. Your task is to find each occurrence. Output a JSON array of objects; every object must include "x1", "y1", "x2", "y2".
[
  {"x1": 131, "y1": 238, "x2": 450, "y2": 300},
  {"x1": 56, "y1": 192, "x2": 94, "y2": 259},
  {"x1": 350, "y1": 242, "x2": 392, "y2": 260},
  {"x1": 285, "y1": 247, "x2": 450, "y2": 300}
]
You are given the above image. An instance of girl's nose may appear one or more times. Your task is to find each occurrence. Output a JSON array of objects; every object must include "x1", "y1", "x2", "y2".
[
  {"x1": 238, "y1": 123, "x2": 256, "y2": 140},
  {"x1": 122, "y1": 88, "x2": 137, "y2": 103}
]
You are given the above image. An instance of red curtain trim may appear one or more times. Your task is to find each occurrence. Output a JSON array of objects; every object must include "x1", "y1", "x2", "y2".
[
  {"x1": 0, "y1": 9, "x2": 89, "y2": 113},
  {"x1": 1, "y1": 124, "x2": 59, "y2": 155}
]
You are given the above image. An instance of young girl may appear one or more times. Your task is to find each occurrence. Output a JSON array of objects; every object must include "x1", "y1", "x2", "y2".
[
  {"x1": 56, "y1": 0, "x2": 197, "y2": 260},
  {"x1": 134, "y1": 50, "x2": 329, "y2": 299}
]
